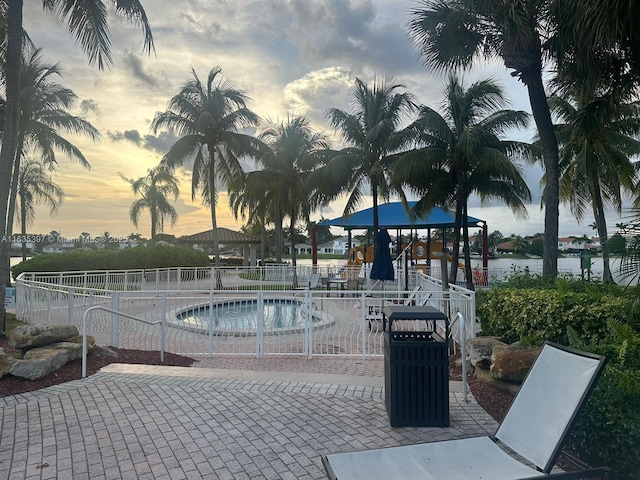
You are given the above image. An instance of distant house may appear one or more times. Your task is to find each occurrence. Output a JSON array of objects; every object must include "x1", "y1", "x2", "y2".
[
  {"x1": 317, "y1": 236, "x2": 359, "y2": 255},
  {"x1": 42, "y1": 241, "x2": 75, "y2": 254},
  {"x1": 287, "y1": 243, "x2": 314, "y2": 255},
  {"x1": 496, "y1": 241, "x2": 515, "y2": 253},
  {"x1": 558, "y1": 237, "x2": 589, "y2": 252}
]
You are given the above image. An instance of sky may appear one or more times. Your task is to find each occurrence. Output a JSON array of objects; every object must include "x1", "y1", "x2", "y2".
[{"x1": 19, "y1": 0, "x2": 632, "y2": 242}]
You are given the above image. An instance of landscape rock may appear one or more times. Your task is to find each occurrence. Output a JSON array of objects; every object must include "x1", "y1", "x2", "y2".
[
  {"x1": 10, "y1": 347, "x2": 72, "y2": 380},
  {"x1": 474, "y1": 366, "x2": 521, "y2": 394},
  {"x1": 466, "y1": 336, "x2": 506, "y2": 369},
  {"x1": 490, "y1": 344, "x2": 541, "y2": 383},
  {"x1": 92, "y1": 345, "x2": 117, "y2": 358},
  {"x1": 0, "y1": 347, "x2": 17, "y2": 379},
  {"x1": 9, "y1": 324, "x2": 79, "y2": 350}
]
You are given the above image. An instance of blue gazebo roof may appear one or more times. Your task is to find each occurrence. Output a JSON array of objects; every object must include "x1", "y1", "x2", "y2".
[{"x1": 318, "y1": 202, "x2": 483, "y2": 230}]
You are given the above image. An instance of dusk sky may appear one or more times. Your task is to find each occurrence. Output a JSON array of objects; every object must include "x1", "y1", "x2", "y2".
[{"x1": 20, "y1": 1, "x2": 631, "y2": 241}]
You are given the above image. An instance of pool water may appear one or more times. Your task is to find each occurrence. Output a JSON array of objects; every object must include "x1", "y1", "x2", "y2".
[{"x1": 176, "y1": 298, "x2": 316, "y2": 331}]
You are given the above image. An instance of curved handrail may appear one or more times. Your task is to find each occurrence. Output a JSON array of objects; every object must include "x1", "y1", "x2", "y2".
[{"x1": 82, "y1": 305, "x2": 165, "y2": 378}]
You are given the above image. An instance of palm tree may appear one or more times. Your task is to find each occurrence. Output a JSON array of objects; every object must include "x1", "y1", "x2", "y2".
[
  {"x1": 551, "y1": 0, "x2": 640, "y2": 94},
  {"x1": 15, "y1": 157, "x2": 64, "y2": 261},
  {"x1": 0, "y1": 0, "x2": 153, "y2": 332},
  {"x1": 511, "y1": 235, "x2": 529, "y2": 255},
  {"x1": 257, "y1": 115, "x2": 329, "y2": 273},
  {"x1": 121, "y1": 167, "x2": 180, "y2": 242},
  {"x1": 6, "y1": 48, "x2": 99, "y2": 243},
  {"x1": 229, "y1": 167, "x2": 280, "y2": 263},
  {"x1": 549, "y1": 90, "x2": 640, "y2": 283},
  {"x1": 321, "y1": 76, "x2": 417, "y2": 233},
  {"x1": 151, "y1": 67, "x2": 262, "y2": 274},
  {"x1": 408, "y1": 0, "x2": 560, "y2": 281},
  {"x1": 392, "y1": 75, "x2": 531, "y2": 289}
]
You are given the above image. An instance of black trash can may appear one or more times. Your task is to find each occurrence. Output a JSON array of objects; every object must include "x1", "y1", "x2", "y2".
[{"x1": 384, "y1": 330, "x2": 449, "y2": 427}]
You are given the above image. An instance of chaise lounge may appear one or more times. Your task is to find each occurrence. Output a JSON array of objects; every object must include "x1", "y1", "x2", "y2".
[{"x1": 321, "y1": 341, "x2": 611, "y2": 479}]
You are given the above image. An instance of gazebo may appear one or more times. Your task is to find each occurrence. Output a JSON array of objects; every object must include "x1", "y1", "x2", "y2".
[
  {"x1": 316, "y1": 201, "x2": 487, "y2": 272},
  {"x1": 179, "y1": 227, "x2": 260, "y2": 266}
]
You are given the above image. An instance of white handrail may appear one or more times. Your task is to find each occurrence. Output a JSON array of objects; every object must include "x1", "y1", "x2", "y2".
[
  {"x1": 457, "y1": 311, "x2": 468, "y2": 403},
  {"x1": 81, "y1": 306, "x2": 165, "y2": 378}
]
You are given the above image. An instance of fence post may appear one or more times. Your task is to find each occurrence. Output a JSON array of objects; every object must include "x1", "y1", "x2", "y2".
[
  {"x1": 46, "y1": 285, "x2": 52, "y2": 323},
  {"x1": 110, "y1": 292, "x2": 119, "y2": 347},
  {"x1": 361, "y1": 292, "x2": 368, "y2": 359},
  {"x1": 67, "y1": 288, "x2": 74, "y2": 325},
  {"x1": 305, "y1": 290, "x2": 312, "y2": 359},
  {"x1": 208, "y1": 291, "x2": 214, "y2": 358},
  {"x1": 160, "y1": 293, "x2": 166, "y2": 363},
  {"x1": 256, "y1": 291, "x2": 264, "y2": 358}
]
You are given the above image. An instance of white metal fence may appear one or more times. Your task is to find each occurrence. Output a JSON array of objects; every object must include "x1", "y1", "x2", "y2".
[{"x1": 15, "y1": 266, "x2": 476, "y2": 359}]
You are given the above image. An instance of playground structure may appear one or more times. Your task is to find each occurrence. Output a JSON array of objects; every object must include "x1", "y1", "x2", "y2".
[{"x1": 347, "y1": 240, "x2": 465, "y2": 277}]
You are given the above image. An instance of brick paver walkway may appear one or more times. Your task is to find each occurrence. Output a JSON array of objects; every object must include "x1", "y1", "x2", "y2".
[{"x1": 0, "y1": 360, "x2": 496, "y2": 480}]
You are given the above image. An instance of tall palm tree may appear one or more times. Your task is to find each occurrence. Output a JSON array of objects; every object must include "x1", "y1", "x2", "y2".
[
  {"x1": 16, "y1": 157, "x2": 64, "y2": 261},
  {"x1": 321, "y1": 76, "x2": 417, "y2": 233},
  {"x1": 0, "y1": 0, "x2": 153, "y2": 331},
  {"x1": 392, "y1": 75, "x2": 531, "y2": 289},
  {"x1": 151, "y1": 67, "x2": 262, "y2": 273},
  {"x1": 408, "y1": 0, "x2": 560, "y2": 281},
  {"x1": 6, "y1": 48, "x2": 99, "y2": 242},
  {"x1": 549, "y1": 90, "x2": 640, "y2": 283},
  {"x1": 121, "y1": 167, "x2": 180, "y2": 242},
  {"x1": 257, "y1": 115, "x2": 329, "y2": 272}
]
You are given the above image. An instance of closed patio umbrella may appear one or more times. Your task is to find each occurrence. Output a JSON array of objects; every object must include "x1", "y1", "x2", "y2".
[{"x1": 370, "y1": 228, "x2": 394, "y2": 281}]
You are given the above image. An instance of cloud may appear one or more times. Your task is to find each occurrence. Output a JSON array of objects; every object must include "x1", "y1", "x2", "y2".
[
  {"x1": 106, "y1": 129, "x2": 178, "y2": 155},
  {"x1": 122, "y1": 51, "x2": 160, "y2": 86},
  {"x1": 282, "y1": 67, "x2": 354, "y2": 125},
  {"x1": 79, "y1": 99, "x2": 99, "y2": 116}
]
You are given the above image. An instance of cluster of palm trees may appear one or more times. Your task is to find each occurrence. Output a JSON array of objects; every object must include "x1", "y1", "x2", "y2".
[
  {"x1": 1, "y1": 1, "x2": 639, "y2": 326},
  {"x1": 0, "y1": 0, "x2": 154, "y2": 331},
  {"x1": 147, "y1": 68, "x2": 532, "y2": 292}
]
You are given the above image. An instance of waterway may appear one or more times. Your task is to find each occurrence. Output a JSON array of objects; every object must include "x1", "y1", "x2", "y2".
[{"x1": 297, "y1": 255, "x2": 638, "y2": 284}]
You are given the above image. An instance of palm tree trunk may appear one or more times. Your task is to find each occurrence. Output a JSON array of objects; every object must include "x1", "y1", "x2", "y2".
[
  {"x1": 150, "y1": 207, "x2": 157, "y2": 242},
  {"x1": 20, "y1": 189, "x2": 27, "y2": 262},
  {"x1": 260, "y1": 220, "x2": 266, "y2": 265},
  {"x1": 6, "y1": 131, "x2": 26, "y2": 242},
  {"x1": 521, "y1": 70, "x2": 560, "y2": 281},
  {"x1": 462, "y1": 202, "x2": 474, "y2": 290},
  {"x1": 450, "y1": 182, "x2": 464, "y2": 283},
  {"x1": 289, "y1": 215, "x2": 298, "y2": 288},
  {"x1": 372, "y1": 182, "x2": 379, "y2": 233},
  {"x1": 274, "y1": 205, "x2": 283, "y2": 263},
  {"x1": 0, "y1": 0, "x2": 24, "y2": 333},
  {"x1": 591, "y1": 187, "x2": 613, "y2": 283},
  {"x1": 208, "y1": 158, "x2": 222, "y2": 289}
]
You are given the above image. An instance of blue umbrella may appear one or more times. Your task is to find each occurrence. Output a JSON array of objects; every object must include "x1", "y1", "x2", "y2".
[{"x1": 370, "y1": 228, "x2": 394, "y2": 281}]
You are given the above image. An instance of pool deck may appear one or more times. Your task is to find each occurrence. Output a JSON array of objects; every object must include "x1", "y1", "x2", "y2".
[{"x1": 0, "y1": 357, "x2": 497, "y2": 480}]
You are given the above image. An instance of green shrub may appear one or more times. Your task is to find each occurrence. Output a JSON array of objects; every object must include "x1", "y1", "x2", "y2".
[
  {"x1": 566, "y1": 323, "x2": 640, "y2": 480},
  {"x1": 11, "y1": 245, "x2": 209, "y2": 277},
  {"x1": 478, "y1": 280, "x2": 640, "y2": 479},
  {"x1": 476, "y1": 288, "x2": 630, "y2": 344}
]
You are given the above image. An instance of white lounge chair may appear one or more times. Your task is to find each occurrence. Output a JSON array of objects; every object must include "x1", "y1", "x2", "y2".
[{"x1": 322, "y1": 341, "x2": 610, "y2": 480}]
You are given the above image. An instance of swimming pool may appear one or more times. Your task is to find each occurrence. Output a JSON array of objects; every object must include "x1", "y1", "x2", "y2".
[{"x1": 172, "y1": 298, "x2": 333, "y2": 334}]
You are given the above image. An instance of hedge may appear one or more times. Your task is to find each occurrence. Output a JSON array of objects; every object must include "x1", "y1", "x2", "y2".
[{"x1": 11, "y1": 245, "x2": 210, "y2": 277}]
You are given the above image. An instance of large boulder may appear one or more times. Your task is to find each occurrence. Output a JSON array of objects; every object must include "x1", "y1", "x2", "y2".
[
  {"x1": 0, "y1": 347, "x2": 17, "y2": 379},
  {"x1": 490, "y1": 344, "x2": 541, "y2": 383},
  {"x1": 9, "y1": 324, "x2": 79, "y2": 350},
  {"x1": 10, "y1": 346, "x2": 73, "y2": 380},
  {"x1": 466, "y1": 336, "x2": 506, "y2": 369}
]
